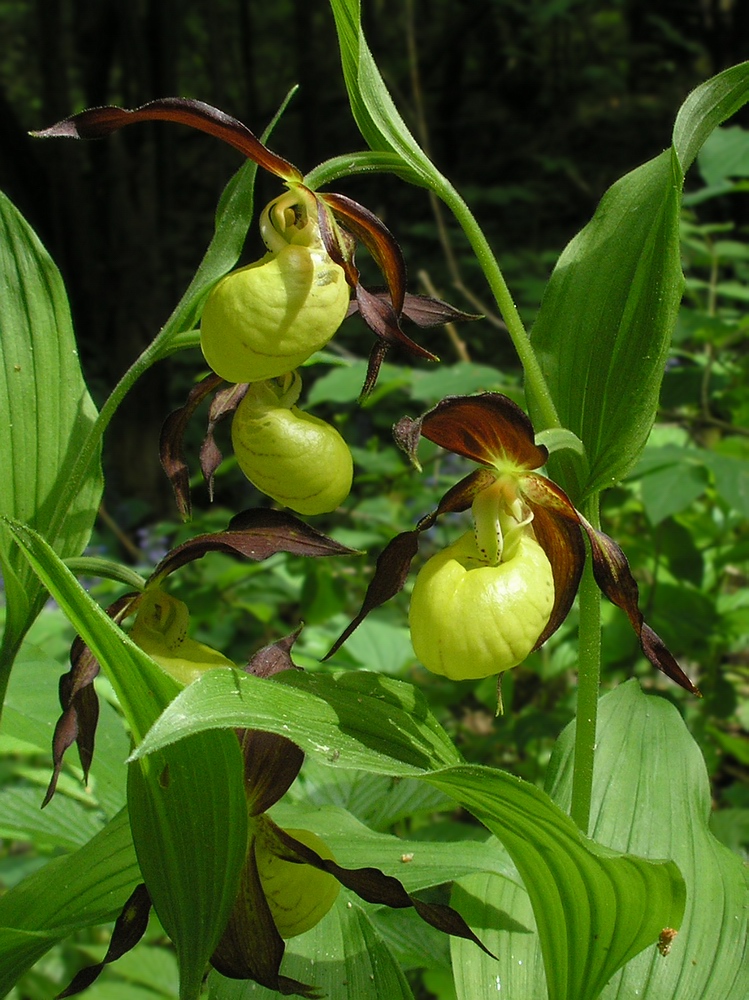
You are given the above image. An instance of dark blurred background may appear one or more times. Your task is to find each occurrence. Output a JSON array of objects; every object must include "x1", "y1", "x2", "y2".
[{"x1": 2, "y1": 0, "x2": 748, "y2": 512}]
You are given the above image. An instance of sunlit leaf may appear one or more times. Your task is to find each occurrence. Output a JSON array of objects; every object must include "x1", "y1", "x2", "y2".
[
  {"x1": 530, "y1": 60, "x2": 749, "y2": 501},
  {"x1": 0, "y1": 191, "x2": 103, "y2": 683},
  {"x1": 128, "y1": 731, "x2": 248, "y2": 1000},
  {"x1": 548, "y1": 681, "x2": 749, "y2": 1000},
  {"x1": 328, "y1": 0, "x2": 436, "y2": 188},
  {"x1": 132, "y1": 667, "x2": 462, "y2": 775},
  {"x1": 422, "y1": 762, "x2": 685, "y2": 1000}
]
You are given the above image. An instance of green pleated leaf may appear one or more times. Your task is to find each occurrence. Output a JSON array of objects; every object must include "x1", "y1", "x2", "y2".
[
  {"x1": 209, "y1": 892, "x2": 415, "y2": 1000},
  {"x1": 421, "y1": 763, "x2": 686, "y2": 1000},
  {"x1": 132, "y1": 667, "x2": 462, "y2": 775},
  {"x1": 128, "y1": 731, "x2": 248, "y2": 1000},
  {"x1": 0, "y1": 808, "x2": 140, "y2": 995},
  {"x1": 548, "y1": 681, "x2": 749, "y2": 1000},
  {"x1": 0, "y1": 190, "x2": 103, "y2": 678},
  {"x1": 529, "y1": 60, "x2": 749, "y2": 502},
  {"x1": 451, "y1": 871, "x2": 545, "y2": 1000}
]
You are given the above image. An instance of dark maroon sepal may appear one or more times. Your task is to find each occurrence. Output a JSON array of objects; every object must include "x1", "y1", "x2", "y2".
[
  {"x1": 160, "y1": 372, "x2": 223, "y2": 521},
  {"x1": 33, "y1": 98, "x2": 301, "y2": 181},
  {"x1": 419, "y1": 393, "x2": 547, "y2": 469},
  {"x1": 578, "y1": 515, "x2": 701, "y2": 695},
  {"x1": 44, "y1": 593, "x2": 139, "y2": 807},
  {"x1": 347, "y1": 291, "x2": 479, "y2": 329},
  {"x1": 56, "y1": 884, "x2": 152, "y2": 998},
  {"x1": 239, "y1": 728, "x2": 305, "y2": 816},
  {"x1": 356, "y1": 283, "x2": 439, "y2": 361},
  {"x1": 359, "y1": 341, "x2": 390, "y2": 400},
  {"x1": 210, "y1": 834, "x2": 319, "y2": 998},
  {"x1": 520, "y1": 475, "x2": 587, "y2": 649},
  {"x1": 322, "y1": 192, "x2": 406, "y2": 314},
  {"x1": 401, "y1": 293, "x2": 481, "y2": 328},
  {"x1": 149, "y1": 509, "x2": 359, "y2": 584}
]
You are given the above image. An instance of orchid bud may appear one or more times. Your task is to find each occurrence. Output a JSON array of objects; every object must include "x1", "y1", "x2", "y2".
[
  {"x1": 408, "y1": 529, "x2": 554, "y2": 681},
  {"x1": 231, "y1": 373, "x2": 353, "y2": 515},
  {"x1": 254, "y1": 823, "x2": 340, "y2": 938},
  {"x1": 200, "y1": 189, "x2": 350, "y2": 383},
  {"x1": 129, "y1": 588, "x2": 234, "y2": 685}
]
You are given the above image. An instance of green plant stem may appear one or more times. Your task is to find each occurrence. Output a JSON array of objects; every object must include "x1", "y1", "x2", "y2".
[
  {"x1": 571, "y1": 495, "x2": 602, "y2": 834},
  {"x1": 434, "y1": 179, "x2": 561, "y2": 433}
]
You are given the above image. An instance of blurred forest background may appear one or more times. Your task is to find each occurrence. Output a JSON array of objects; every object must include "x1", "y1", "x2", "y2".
[{"x1": 2, "y1": 0, "x2": 749, "y2": 510}]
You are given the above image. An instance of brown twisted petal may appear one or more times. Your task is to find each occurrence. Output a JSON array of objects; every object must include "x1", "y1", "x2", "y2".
[
  {"x1": 325, "y1": 468, "x2": 495, "y2": 659},
  {"x1": 322, "y1": 191, "x2": 407, "y2": 315},
  {"x1": 520, "y1": 474, "x2": 587, "y2": 651},
  {"x1": 419, "y1": 393, "x2": 549, "y2": 470},
  {"x1": 149, "y1": 508, "x2": 359, "y2": 585},
  {"x1": 159, "y1": 372, "x2": 224, "y2": 521},
  {"x1": 577, "y1": 514, "x2": 701, "y2": 696},
  {"x1": 44, "y1": 593, "x2": 140, "y2": 807},
  {"x1": 268, "y1": 820, "x2": 493, "y2": 958},
  {"x1": 56, "y1": 884, "x2": 152, "y2": 998}
]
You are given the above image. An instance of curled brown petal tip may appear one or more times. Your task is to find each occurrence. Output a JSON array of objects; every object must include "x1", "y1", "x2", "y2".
[{"x1": 578, "y1": 515, "x2": 701, "y2": 696}]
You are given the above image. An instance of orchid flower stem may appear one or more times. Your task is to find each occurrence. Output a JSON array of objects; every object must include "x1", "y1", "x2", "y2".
[
  {"x1": 570, "y1": 494, "x2": 602, "y2": 835},
  {"x1": 434, "y1": 178, "x2": 561, "y2": 433}
]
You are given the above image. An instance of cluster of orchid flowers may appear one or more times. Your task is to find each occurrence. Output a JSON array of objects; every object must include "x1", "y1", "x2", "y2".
[{"x1": 35, "y1": 98, "x2": 698, "y2": 997}]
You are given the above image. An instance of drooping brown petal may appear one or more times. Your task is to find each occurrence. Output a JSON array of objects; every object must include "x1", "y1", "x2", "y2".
[
  {"x1": 238, "y1": 729, "x2": 305, "y2": 816},
  {"x1": 360, "y1": 340, "x2": 390, "y2": 400},
  {"x1": 419, "y1": 393, "x2": 548, "y2": 470},
  {"x1": 56, "y1": 884, "x2": 152, "y2": 998},
  {"x1": 268, "y1": 820, "x2": 492, "y2": 958},
  {"x1": 44, "y1": 593, "x2": 140, "y2": 807},
  {"x1": 393, "y1": 414, "x2": 425, "y2": 471},
  {"x1": 316, "y1": 197, "x2": 437, "y2": 397},
  {"x1": 577, "y1": 514, "x2": 701, "y2": 696},
  {"x1": 326, "y1": 468, "x2": 495, "y2": 658},
  {"x1": 520, "y1": 474, "x2": 587, "y2": 650},
  {"x1": 322, "y1": 192, "x2": 407, "y2": 315},
  {"x1": 325, "y1": 529, "x2": 421, "y2": 659},
  {"x1": 149, "y1": 508, "x2": 360, "y2": 584},
  {"x1": 210, "y1": 835, "x2": 319, "y2": 998},
  {"x1": 160, "y1": 372, "x2": 223, "y2": 521},
  {"x1": 200, "y1": 381, "x2": 250, "y2": 496},
  {"x1": 33, "y1": 98, "x2": 301, "y2": 182}
]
